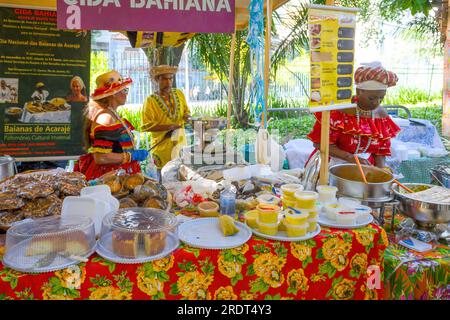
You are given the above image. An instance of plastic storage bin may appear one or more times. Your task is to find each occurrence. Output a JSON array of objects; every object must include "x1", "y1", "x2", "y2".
[
  {"x1": 3, "y1": 216, "x2": 96, "y2": 273},
  {"x1": 96, "y1": 207, "x2": 179, "y2": 263}
]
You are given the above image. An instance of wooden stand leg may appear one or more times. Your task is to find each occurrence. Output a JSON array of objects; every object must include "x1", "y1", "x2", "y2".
[{"x1": 319, "y1": 111, "x2": 330, "y2": 185}]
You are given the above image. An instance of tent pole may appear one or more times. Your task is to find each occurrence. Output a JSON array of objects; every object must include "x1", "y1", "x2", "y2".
[
  {"x1": 263, "y1": 0, "x2": 272, "y2": 128},
  {"x1": 227, "y1": 32, "x2": 236, "y2": 130}
]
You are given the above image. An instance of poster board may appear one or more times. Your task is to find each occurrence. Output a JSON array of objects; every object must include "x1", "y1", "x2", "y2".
[
  {"x1": 56, "y1": 0, "x2": 235, "y2": 33},
  {"x1": 0, "y1": 6, "x2": 90, "y2": 161},
  {"x1": 307, "y1": 4, "x2": 359, "y2": 112}
]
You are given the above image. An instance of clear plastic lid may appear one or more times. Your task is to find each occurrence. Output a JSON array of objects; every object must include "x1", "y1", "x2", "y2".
[
  {"x1": 3, "y1": 216, "x2": 96, "y2": 273},
  {"x1": 97, "y1": 207, "x2": 179, "y2": 263}
]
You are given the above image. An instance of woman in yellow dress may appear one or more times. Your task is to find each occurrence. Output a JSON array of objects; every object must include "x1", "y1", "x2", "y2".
[{"x1": 141, "y1": 65, "x2": 190, "y2": 174}]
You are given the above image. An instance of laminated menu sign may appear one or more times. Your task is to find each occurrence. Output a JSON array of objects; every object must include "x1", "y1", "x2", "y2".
[
  {"x1": 308, "y1": 5, "x2": 359, "y2": 112},
  {"x1": 0, "y1": 6, "x2": 90, "y2": 161}
]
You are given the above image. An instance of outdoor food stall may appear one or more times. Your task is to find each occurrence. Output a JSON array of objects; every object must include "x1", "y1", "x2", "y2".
[{"x1": 0, "y1": 0, "x2": 449, "y2": 301}]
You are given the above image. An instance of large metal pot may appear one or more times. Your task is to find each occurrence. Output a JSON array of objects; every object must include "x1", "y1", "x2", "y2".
[
  {"x1": 392, "y1": 183, "x2": 450, "y2": 227},
  {"x1": 0, "y1": 156, "x2": 17, "y2": 181},
  {"x1": 329, "y1": 164, "x2": 394, "y2": 201}
]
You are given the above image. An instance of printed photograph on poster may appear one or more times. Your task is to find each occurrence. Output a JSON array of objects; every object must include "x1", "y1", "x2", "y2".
[
  {"x1": 311, "y1": 64, "x2": 321, "y2": 77},
  {"x1": 309, "y1": 24, "x2": 321, "y2": 36},
  {"x1": 311, "y1": 38, "x2": 321, "y2": 49},
  {"x1": 311, "y1": 51, "x2": 332, "y2": 62},
  {"x1": 311, "y1": 78, "x2": 321, "y2": 89},
  {"x1": 339, "y1": 14, "x2": 355, "y2": 26},
  {"x1": 20, "y1": 98, "x2": 71, "y2": 123},
  {"x1": 0, "y1": 78, "x2": 19, "y2": 104},
  {"x1": 66, "y1": 76, "x2": 88, "y2": 103},
  {"x1": 311, "y1": 91, "x2": 322, "y2": 102}
]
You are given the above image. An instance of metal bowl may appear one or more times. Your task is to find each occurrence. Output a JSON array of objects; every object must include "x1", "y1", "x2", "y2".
[
  {"x1": 329, "y1": 164, "x2": 394, "y2": 201},
  {"x1": 392, "y1": 183, "x2": 450, "y2": 227}
]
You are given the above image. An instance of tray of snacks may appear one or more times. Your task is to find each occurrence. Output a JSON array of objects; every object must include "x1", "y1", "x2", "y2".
[
  {"x1": 243, "y1": 206, "x2": 321, "y2": 242},
  {"x1": 318, "y1": 203, "x2": 374, "y2": 229},
  {"x1": 2, "y1": 215, "x2": 96, "y2": 273},
  {"x1": 97, "y1": 170, "x2": 172, "y2": 211},
  {"x1": 20, "y1": 98, "x2": 71, "y2": 123},
  {"x1": 177, "y1": 216, "x2": 252, "y2": 249},
  {"x1": 0, "y1": 169, "x2": 88, "y2": 230},
  {"x1": 96, "y1": 207, "x2": 179, "y2": 264},
  {"x1": 5, "y1": 106, "x2": 23, "y2": 118}
]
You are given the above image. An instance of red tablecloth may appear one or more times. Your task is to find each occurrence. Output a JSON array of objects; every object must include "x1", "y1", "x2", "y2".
[{"x1": 0, "y1": 224, "x2": 388, "y2": 300}]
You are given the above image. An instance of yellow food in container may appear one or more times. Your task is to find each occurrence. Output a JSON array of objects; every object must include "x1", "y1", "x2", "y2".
[
  {"x1": 284, "y1": 212, "x2": 309, "y2": 225},
  {"x1": 256, "y1": 203, "x2": 280, "y2": 224},
  {"x1": 285, "y1": 223, "x2": 308, "y2": 237},
  {"x1": 198, "y1": 201, "x2": 219, "y2": 217},
  {"x1": 307, "y1": 218, "x2": 318, "y2": 232},
  {"x1": 280, "y1": 184, "x2": 304, "y2": 198},
  {"x1": 281, "y1": 197, "x2": 297, "y2": 210},
  {"x1": 294, "y1": 191, "x2": 319, "y2": 209},
  {"x1": 257, "y1": 219, "x2": 279, "y2": 236},
  {"x1": 303, "y1": 208, "x2": 318, "y2": 219},
  {"x1": 278, "y1": 217, "x2": 287, "y2": 231},
  {"x1": 244, "y1": 210, "x2": 259, "y2": 229}
]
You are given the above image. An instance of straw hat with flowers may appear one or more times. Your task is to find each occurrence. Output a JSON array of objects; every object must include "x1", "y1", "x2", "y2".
[{"x1": 91, "y1": 70, "x2": 132, "y2": 101}]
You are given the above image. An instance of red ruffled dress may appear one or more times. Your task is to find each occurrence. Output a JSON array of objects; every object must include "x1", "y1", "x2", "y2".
[
  {"x1": 307, "y1": 110, "x2": 401, "y2": 165},
  {"x1": 74, "y1": 118, "x2": 141, "y2": 181}
]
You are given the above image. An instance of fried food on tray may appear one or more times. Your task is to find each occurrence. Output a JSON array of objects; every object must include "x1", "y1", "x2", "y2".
[{"x1": 25, "y1": 99, "x2": 71, "y2": 113}]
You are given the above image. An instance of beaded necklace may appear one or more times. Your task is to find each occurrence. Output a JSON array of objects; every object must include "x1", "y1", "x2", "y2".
[
  {"x1": 355, "y1": 107, "x2": 374, "y2": 154},
  {"x1": 159, "y1": 91, "x2": 177, "y2": 119}
]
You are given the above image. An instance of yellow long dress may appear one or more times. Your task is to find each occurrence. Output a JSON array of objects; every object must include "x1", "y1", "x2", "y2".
[{"x1": 141, "y1": 88, "x2": 190, "y2": 169}]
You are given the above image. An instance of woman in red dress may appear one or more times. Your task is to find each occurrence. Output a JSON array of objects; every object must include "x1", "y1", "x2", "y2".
[
  {"x1": 74, "y1": 70, "x2": 149, "y2": 180},
  {"x1": 307, "y1": 62, "x2": 401, "y2": 169}
]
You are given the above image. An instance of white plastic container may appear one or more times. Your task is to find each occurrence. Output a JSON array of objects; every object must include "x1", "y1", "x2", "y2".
[
  {"x1": 354, "y1": 205, "x2": 372, "y2": 223},
  {"x1": 324, "y1": 203, "x2": 345, "y2": 221},
  {"x1": 223, "y1": 166, "x2": 252, "y2": 181},
  {"x1": 280, "y1": 183, "x2": 304, "y2": 198},
  {"x1": 257, "y1": 193, "x2": 281, "y2": 206},
  {"x1": 316, "y1": 185, "x2": 338, "y2": 203},
  {"x1": 335, "y1": 211, "x2": 357, "y2": 225},
  {"x1": 248, "y1": 164, "x2": 272, "y2": 177},
  {"x1": 80, "y1": 185, "x2": 120, "y2": 211},
  {"x1": 61, "y1": 196, "x2": 110, "y2": 237},
  {"x1": 3, "y1": 216, "x2": 96, "y2": 273},
  {"x1": 338, "y1": 197, "x2": 361, "y2": 209},
  {"x1": 97, "y1": 208, "x2": 178, "y2": 263}
]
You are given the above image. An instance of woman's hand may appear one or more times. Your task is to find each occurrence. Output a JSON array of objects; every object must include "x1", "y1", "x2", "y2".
[{"x1": 347, "y1": 154, "x2": 371, "y2": 166}]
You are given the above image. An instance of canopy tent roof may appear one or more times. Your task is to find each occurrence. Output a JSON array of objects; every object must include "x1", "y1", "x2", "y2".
[{"x1": 1, "y1": 0, "x2": 289, "y2": 31}]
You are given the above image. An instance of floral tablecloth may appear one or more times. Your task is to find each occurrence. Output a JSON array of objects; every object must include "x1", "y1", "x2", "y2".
[
  {"x1": 384, "y1": 242, "x2": 450, "y2": 300},
  {"x1": 0, "y1": 224, "x2": 388, "y2": 300}
]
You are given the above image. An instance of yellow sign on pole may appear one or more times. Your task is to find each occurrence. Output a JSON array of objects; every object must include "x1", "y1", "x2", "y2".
[{"x1": 308, "y1": 4, "x2": 359, "y2": 112}]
